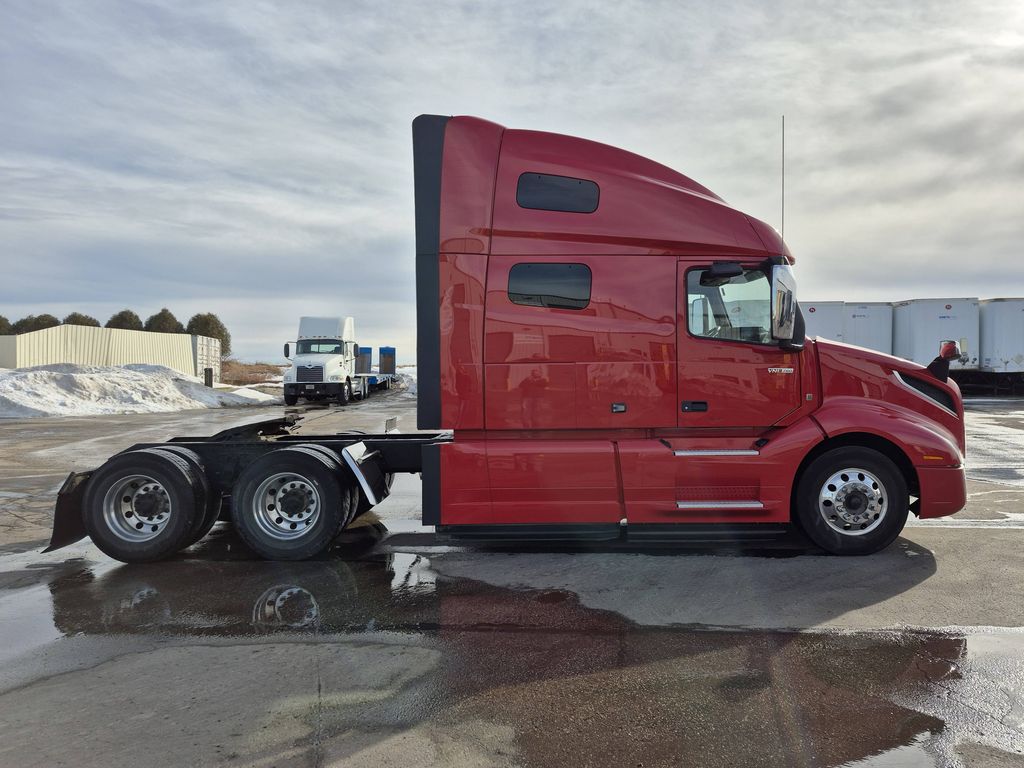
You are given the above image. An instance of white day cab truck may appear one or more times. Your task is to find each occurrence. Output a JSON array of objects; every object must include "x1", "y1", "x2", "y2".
[{"x1": 282, "y1": 316, "x2": 396, "y2": 406}]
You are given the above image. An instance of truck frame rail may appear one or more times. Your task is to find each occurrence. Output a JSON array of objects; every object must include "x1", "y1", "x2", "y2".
[{"x1": 44, "y1": 416, "x2": 450, "y2": 560}]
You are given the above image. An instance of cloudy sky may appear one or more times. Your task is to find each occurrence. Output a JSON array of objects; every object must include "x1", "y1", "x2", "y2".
[{"x1": 2, "y1": 0, "x2": 1022, "y2": 361}]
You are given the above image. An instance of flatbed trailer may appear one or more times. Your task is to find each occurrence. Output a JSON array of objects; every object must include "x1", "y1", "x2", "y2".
[
  {"x1": 354, "y1": 372, "x2": 396, "y2": 393},
  {"x1": 45, "y1": 113, "x2": 968, "y2": 562}
]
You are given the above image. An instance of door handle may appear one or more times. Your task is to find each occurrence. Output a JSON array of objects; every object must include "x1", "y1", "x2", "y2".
[{"x1": 681, "y1": 401, "x2": 708, "y2": 412}]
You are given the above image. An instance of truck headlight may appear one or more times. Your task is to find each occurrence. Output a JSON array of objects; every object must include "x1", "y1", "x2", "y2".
[{"x1": 329, "y1": 374, "x2": 343, "y2": 382}]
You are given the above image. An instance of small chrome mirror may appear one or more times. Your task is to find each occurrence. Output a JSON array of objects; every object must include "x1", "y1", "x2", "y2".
[{"x1": 938, "y1": 339, "x2": 961, "y2": 361}]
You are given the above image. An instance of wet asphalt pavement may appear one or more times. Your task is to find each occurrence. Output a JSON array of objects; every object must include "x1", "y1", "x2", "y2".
[{"x1": 0, "y1": 391, "x2": 1023, "y2": 766}]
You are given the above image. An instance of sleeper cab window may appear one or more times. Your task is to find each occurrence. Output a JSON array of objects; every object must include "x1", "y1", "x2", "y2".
[
  {"x1": 508, "y1": 263, "x2": 592, "y2": 310},
  {"x1": 686, "y1": 267, "x2": 773, "y2": 344},
  {"x1": 516, "y1": 173, "x2": 600, "y2": 213}
]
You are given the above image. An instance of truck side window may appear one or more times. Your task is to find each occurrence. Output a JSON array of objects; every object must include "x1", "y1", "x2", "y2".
[
  {"x1": 686, "y1": 268, "x2": 773, "y2": 344},
  {"x1": 508, "y1": 263, "x2": 592, "y2": 310},
  {"x1": 517, "y1": 173, "x2": 600, "y2": 213}
]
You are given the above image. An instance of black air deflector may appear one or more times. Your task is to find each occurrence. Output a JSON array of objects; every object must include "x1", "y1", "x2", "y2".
[
  {"x1": 412, "y1": 114, "x2": 449, "y2": 430},
  {"x1": 420, "y1": 442, "x2": 441, "y2": 525}
]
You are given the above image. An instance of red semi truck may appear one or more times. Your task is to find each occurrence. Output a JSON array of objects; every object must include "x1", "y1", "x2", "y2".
[{"x1": 44, "y1": 115, "x2": 967, "y2": 562}]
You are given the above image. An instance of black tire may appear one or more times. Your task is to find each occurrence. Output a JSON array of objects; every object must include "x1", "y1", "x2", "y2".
[
  {"x1": 83, "y1": 449, "x2": 201, "y2": 563},
  {"x1": 299, "y1": 444, "x2": 357, "y2": 533},
  {"x1": 284, "y1": 394, "x2": 298, "y2": 406},
  {"x1": 336, "y1": 382, "x2": 351, "y2": 406},
  {"x1": 230, "y1": 445, "x2": 347, "y2": 560},
  {"x1": 795, "y1": 447, "x2": 908, "y2": 555},
  {"x1": 346, "y1": 483, "x2": 361, "y2": 526},
  {"x1": 352, "y1": 486, "x2": 373, "y2": 521},
  {"x1": 158, "y1": 445, "x2": 221, "y2": 547}
]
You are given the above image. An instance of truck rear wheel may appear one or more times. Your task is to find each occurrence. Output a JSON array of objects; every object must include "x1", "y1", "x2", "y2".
[
  {"x1": 230, "y1": 445, "x2": 348, "y2": 560},
  {"x1": 299, "y1": 444, "x2": 357, "y2": 532},
  {"x1": 83, "y1": 449, "x2": 202, "y2": 563},
  {"x1": 795, "y1": 447, "x2": 908, "y2": 555},
  {"x1": 158, "y1": 445, "x2": 221, "y2": 547}
]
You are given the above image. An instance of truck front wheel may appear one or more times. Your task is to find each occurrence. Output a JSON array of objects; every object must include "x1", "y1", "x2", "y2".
[
  {"x1": 336, "y1": 382, "x2": 351, "y2": 406},
  {"x1": 284, "y1": 393, "x2": 298, "y2": 406},
  {"x1": 794, "y1": 447, "x2": 909, "y2": 555}
]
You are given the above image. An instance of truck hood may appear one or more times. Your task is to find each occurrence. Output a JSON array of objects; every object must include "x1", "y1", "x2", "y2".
[
  {"x1": 812, "y1": 337, "x2": 966, "y2": 455},
  {"x1": 812, "y1": 338, "x2": 931, "y2": 378}
]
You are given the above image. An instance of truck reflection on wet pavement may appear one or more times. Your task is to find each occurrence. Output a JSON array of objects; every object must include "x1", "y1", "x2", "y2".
[{"x1": 0, "y1": 531, "x2": 1022, "y2": 767}]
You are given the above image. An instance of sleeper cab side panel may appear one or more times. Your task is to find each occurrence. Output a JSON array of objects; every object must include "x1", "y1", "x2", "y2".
[
  {"x1": 437, "y1": 118, "x2": 504, "y2": 431},
  {"x1": 485, "y1": 363, "x2": 577, "y2": 429},
  {"x1": 439, "y1": 254, "x2": 488, "y2": 430},
  {"x1": 439, "y1": 439, "x2": 491, "y2": 524},
  {"x1": 439, "y1": 438, "x2": 622, "y2": 525},
  {"x1": 487, "y1": 440, "x2": 622, "y2": 524},
  {"x1": 483, "y1": 254, "x2": 677, "y2": 430},
  {"x1": 619, "y1": 418, "x2": 826, "y2": 524}
]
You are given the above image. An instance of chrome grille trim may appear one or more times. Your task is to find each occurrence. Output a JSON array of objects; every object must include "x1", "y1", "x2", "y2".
[{"x1": 296, "y1": 366, "x2": 324, "y2": 383}]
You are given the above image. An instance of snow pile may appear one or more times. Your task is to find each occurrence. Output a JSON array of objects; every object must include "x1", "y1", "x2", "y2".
[
  {"x1": 397, "y1": 366, "x2": 417, "y2": 395},
  {"x1": 0, "y1": 364, "x2": 281, "y2": 418}
]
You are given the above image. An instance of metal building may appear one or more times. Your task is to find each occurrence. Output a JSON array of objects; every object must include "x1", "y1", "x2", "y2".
[{"x1": 0, "y1": 325, "x2": 221, "y2": 381}]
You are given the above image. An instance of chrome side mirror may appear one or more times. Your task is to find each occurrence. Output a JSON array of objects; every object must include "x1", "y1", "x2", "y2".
[{"x1": 771, "y1": 264, "x2": 797, "y2": 342}]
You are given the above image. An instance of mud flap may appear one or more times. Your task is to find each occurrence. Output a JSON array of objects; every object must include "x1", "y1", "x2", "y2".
[
  {"x1": 42, "y1": 471, "x2": 92, "y2": 553},
  {"x1": 340, "y1": 442, "x2": 389, "y2": 506}
]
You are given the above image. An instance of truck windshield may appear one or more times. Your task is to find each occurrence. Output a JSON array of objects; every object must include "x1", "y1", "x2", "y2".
[
  {"x1": 296, "y1": 340, "x2": 344, "y2": 355},
  {"x1": 687, "y1": 268, "x2": 772, "y2": 344}
]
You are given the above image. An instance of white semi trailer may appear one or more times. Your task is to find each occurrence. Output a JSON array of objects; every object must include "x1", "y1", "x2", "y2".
[
  {"x1": 843, "y1": 302, "x2": 893, "y2": 355},
  {"x1": 803, "y1": 301, "x2": 845, "y2": 343},
  {"x1": 893, "y1": 299, "x2": 980, "y2": 371},
  {"x1": 980, "y1": 299, "x2": 1024, "y2": 374}
]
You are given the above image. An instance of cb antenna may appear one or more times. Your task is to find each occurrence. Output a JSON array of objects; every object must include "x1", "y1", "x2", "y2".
[{"x1": 781, "y1": 114, "x2": 785, "y2": 240}]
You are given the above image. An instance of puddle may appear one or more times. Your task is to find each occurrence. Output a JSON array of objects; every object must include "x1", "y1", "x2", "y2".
[{"x1": 0, "y1": 541, "x2": 1021, "y2": 767}]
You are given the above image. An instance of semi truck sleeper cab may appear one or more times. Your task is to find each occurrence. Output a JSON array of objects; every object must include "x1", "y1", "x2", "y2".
[{"x1": 44, "y1": 114, "x2": 967, "y2": 562}]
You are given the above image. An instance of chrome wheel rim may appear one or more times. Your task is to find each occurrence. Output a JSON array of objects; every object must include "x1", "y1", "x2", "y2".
[
  {"x1": 818, "y1": 467, "x2": 888, "y2": 536},
  {"x1": 102, "y1": 474, "x2": 172, "y2": 542},
  {"x1": 251, "y1": 472, "x2": 320, "y2": 540},
  {"x1": 252, "y1": 585, "x2": 320, "y2": 629}
]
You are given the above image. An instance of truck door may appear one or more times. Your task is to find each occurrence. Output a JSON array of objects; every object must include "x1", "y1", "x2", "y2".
[{"x1": 678, "y1": 261, "x2": 801, "y2": 428}]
